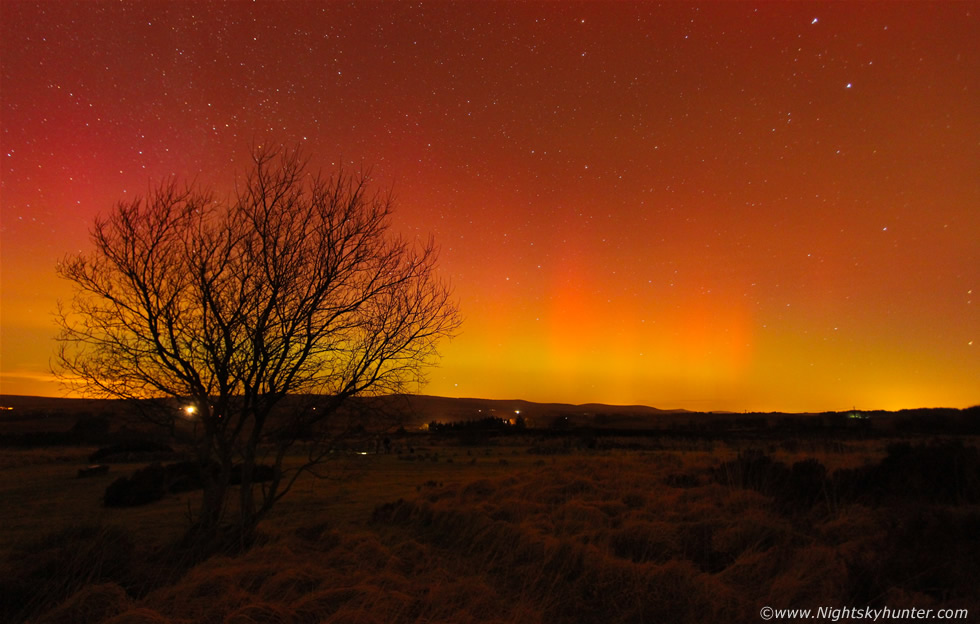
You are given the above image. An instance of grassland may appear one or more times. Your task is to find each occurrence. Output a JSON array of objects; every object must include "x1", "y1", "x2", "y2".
[{"x1": 1, "y1": 401, "x2": 978, "y2": 623}]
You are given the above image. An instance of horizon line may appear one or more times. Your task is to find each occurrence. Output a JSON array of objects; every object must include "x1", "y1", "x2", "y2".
[{"x1": 0, "y1": 392, "x2": 975, "y2": 416}]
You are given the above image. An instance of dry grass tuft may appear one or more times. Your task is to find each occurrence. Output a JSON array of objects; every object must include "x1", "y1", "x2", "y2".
[
  {"x1": 101, "y1": 607, "x2": 176, "y2": 624},
  {"x1": 291, "y1": 586, "x2": 372, "y2": 623},
  {"x1": 711, "y1": 508, "x2": 794, "y2": 559},
  {"x1": 222, "y1": 600, "x2": 294, "y2": 624},
  {"x1": 608, "y1": 519, "x2": 678, "y2": 563},
  {"x1": 768, "y1": 544, "x2": 847, "y2": 606},
  {"x1": 34, "y1": 582, "x2": 133, "y2": 624},
  {"x1": 146, "y1": 559, "x2": 256, "y2": 623},
  {"x1": 321, "y1": 605, "x2": 384, "y2": 624},
  {"x1": 553, "y1": 500, "x2": 608, "y2": 537},
  {"x1": 256, "y1": 562, "x2": 327, "y2": 603}
]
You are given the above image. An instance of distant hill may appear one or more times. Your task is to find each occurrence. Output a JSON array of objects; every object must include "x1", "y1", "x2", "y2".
[
  {"x1": 0, "y1": 395, "x2": 121, "y2": 413},
  {"x1": 0, "y1": 393, "x2": 691, "y2": 430},
  {"x1": 3, "y1": 393, "x2": 975, "y2": 436},
  {"x1": 383, "y1": 395, "x2": 691, "y2": 430}
]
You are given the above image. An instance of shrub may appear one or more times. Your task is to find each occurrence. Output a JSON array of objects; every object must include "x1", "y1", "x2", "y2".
[
  {"x1": 841, "y1": 508, "x2": 980, "y2": 605},
  {"x1": 712, "y1": 450, "x2": 791, "y2": 499},
  {"x1": 68, "y1": 415, "x2": 111, "y2": 443},
  {"x1": 103, "y1": 461, "x2": 278, "y2": 507},
  {"x1": 105, "y1": 464, "x2": 167, "y2": 507},
  {"x1": 712, "y1": 451, "x2": 830, "y2": 512},
  {"x1": 833, "y1": 440, "x2": 980, "y2": 505},
  {"x1": 89, "y1": 441, "x2": 175, "y2": 463}
]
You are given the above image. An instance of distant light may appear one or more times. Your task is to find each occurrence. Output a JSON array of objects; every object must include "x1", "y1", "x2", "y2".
[
  {"x1": 184, "y1": 405, "x2": 197, "y2": 417},
  {"x1": 845, "y1": 83, "x2": 853, "y2": 89},
  {"x1": 811, "y1": 17, "x2": 819, "y2": 24},
  {"x1": 515, "y1": 410, "x2": 521, "y2": 415}
]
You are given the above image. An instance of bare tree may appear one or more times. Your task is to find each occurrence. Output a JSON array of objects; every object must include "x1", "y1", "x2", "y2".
[{"x1": 56, "y1": 146, "x2": 460, "y2": 544}]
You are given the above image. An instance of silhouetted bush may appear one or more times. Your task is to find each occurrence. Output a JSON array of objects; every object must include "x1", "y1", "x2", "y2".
[
  {"x1": 787, "y1": 458, "x2": 827, "y2": 507},
  {"x1": 89, "y1": 441, "x2": 175, "y2": 463},
  {"x1": 843, "y1": 507, "x2": 980, "y2": 605},
  {"x1": 715, "y1": 442, "x2": 980, "y2": 512},
  {"x1": 712, "y1": 450, "x2": 791, "y2": 498},
  {"x1": 163, "y1": 461, "x2": 209, "y2": 493},
  {"x1": 229, "y1": 462, "x2": 276, "y2": 485},
  {"x1": 68, "y1": 415, "x2": 111, "y2": 443},
  {"x1": 104, "y1": 461, "x2": 278, "y2": 507},
  {"x1": 833, "y1": 440, "x2": 980, "y2": 505},
  {"x1": 712, "y1": 451, "x2": 829, "y2": 511},
  {"x1": 105, "y1": 464, "x2": 167, "y2": 507}
]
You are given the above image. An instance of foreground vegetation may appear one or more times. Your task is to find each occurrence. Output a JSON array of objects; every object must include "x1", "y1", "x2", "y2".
[{"x1": 2, "y1": 426, "x2": 978, "y2": 624}]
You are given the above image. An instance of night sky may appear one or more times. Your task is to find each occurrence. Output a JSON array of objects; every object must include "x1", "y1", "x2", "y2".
[{"x1": 1, "y1": 2, "x2": 977, "y2": 412}]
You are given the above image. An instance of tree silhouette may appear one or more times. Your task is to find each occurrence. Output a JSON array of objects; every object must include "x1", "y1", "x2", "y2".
[{"x1": 55, "y1": 146, "x2": 461, "y2": 544}]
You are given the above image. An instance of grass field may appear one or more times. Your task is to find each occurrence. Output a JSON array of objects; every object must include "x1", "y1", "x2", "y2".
[{"x1": 2, "y1": 426, "x2": 978, "y2": 623}]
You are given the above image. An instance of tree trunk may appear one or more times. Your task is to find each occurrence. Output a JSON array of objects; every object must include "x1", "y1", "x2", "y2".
[
  {"x1": 235, "y1": 408, "x2": 269, "y2": 547},
  {"x1": 238, "y1": 455, "x2": 257, "y2": 547},
  {"x1": 198, "y1": 478, "x2": 226, "y2": 533},
  {"x1": 185, "y1": 433, "x2": 232, "y2": 548}
]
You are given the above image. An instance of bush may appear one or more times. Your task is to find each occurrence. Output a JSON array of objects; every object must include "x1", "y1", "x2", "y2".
[
  {"x1": 712, "y1": 450, "x2": 790, "y2": 497},
  {"x1": 104, "y1": 461, "x2": 278, "y2": 507},
  {"x1": 712, "y1": 452, "x2": 830, "y2": 512},
  {"x1": 842, "y1": 508, "x2": 980, "y2": 605},
  {"x1": 68, "y1": 415, "x2": 111, "y2": 443},
  {"x1": 89, "y1": 441, "x2": 175, "y2": 463},
  {"x1": 787, "y1": 458, "x2": 827, "y2": 507},
  {"x1": 230, "y1": 463, "x2": 277, "y2": 485},
  {"x1": 833, "y1": 440, "x2": 980, "y2": 505},
  {"x1": 105, "y1": 464, "x2": 167, "y2": 507}
]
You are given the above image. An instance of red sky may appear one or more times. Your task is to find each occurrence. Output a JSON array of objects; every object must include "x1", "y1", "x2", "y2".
[{"x1": 1, "y1": 2, "x2": 977, "y2": 412}]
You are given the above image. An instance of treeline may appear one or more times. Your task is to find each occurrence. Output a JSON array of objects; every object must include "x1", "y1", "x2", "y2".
[
  {"x1": 711, "y1": 440, "x2": 980, "y2": 508},
  {"x1": 537, "y1": 406, "x2": 980, "y2": 437},
  {"x1": 0, "y1": 414, "x2": 115, "y2": 447},
  {"x1": 427, "y1": 416, "x2": 526, "y2": 433}
]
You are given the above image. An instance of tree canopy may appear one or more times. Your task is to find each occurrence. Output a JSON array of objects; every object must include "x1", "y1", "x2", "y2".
[{"x1": 56, "y1": 147, "x2": 461, "y2": 542}]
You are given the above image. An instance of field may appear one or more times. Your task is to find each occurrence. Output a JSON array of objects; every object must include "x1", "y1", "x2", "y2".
[{"x1": 1, "y1": 400, "x2": 978, "y2": 623}]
